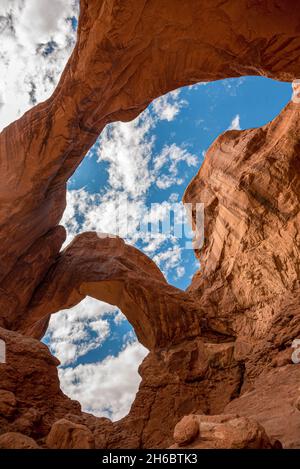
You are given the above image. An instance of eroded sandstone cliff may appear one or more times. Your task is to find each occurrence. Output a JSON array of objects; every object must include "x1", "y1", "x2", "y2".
[
  {"x1": 184, "y1": 99, "x2": 300, "y2": 447},
  {"x1": 0, "y1": 0, "x2": 300, "y2": 449}
]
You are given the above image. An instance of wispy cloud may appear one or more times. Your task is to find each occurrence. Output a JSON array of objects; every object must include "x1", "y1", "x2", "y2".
[
  {"x1": 228, "y1": 114, "x2": 241, "y2": 130},
  {"x1": 152, "y1": 89, "x2": 187, "y2": 121},
  {"x1": 97, "y1": 111, "x2": 155, "y2": 198},
  {"x1": 61, "y1": 100, "x2": 199, "y2": 263},
  {"x1": 153, "y1": 143, "x2": 198, "y2": 189}
]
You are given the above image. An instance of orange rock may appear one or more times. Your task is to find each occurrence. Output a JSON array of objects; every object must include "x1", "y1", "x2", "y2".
[
  {"x1": 171, "y1": 414, "x2": 274, "y2": 449},
  {"x1": 0, "y1": 390, "x2": 16, "y2": 418},
  {"x1": 46, "y1": 419, "x2": 95, "y2": 449},
  {"x1": 224, "y1": 366, "x2": 300, "y2": 448},
  {"x1": 0, "y1": 327, "x2": 81, "y2": 437},
  {"x1": 173, "y1": 415, "x2": 199, "y2": 445},
  {"x1": 184, "y1": 101, "x2": 300, "y2": 343},
  {"x1": 11, "y1": 408, "x2": 43, "y2": 435},
  {"x1": 0, "y1": 432, "x2": 39, "y2": 449}
]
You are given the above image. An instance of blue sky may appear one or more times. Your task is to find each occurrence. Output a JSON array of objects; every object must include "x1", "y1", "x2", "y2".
[{"x1": 0, "y1": 0, "x2": 292, "y2": 424}]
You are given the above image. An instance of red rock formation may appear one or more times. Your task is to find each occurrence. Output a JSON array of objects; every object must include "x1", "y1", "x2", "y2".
[
  {"x1": 224, "y1": 366, "x2": 300, "y2": 449},
  {"x1": 1, "y1": 0, "x2": 300, "y2": 322},
  {"x1": 0, "y1": 328, "x2": 81, "y2": 437},
  {"x1": 183, "y1": 100, "x2": 300, "y2": 447},
  {"x1": 46, "y1": 419, "x2": 95, "y2": 449},
  {"x1": 0, "y1": 432, "x2": 40, "y2": 449},
  {"x1": 0, "y1": 0, "x2": 300, "y2": 450},
  {"x1": 170, "y1": 414, "x2": 276, "y2": 449},
  {"x1": 184, "y1": 101, "x2": 300, "y2": 343},
  {"x1": 18, "y1": 234, "x2": 201, "y2": 350},
  {"x1": 0, "y1": 326, "x2": 243, "y2": 449}
]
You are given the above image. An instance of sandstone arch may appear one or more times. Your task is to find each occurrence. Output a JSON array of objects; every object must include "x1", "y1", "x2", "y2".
[
  {"x1": 19, "y1": 234, "x2": 201, "y2": 349},
  {"x1": 1, "y1": 0, "x2": 300, "y2": 337},
  {"x1": 0, "y1": 0, "x2": 300, "y2": 449}
]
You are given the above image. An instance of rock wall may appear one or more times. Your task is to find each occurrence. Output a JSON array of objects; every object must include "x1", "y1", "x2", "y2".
[
  {"x1": 184, "y1": 101, "x2": 300, "y2": 345},
  {"x1": 0, "y1": 0, "x2": 300, "y2": 449},
  {"x1": 183, "y1": 100, "x2": 300, "y2": 447}
]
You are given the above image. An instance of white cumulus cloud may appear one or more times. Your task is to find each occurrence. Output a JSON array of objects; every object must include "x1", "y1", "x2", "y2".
[
  {"x1": 46, "y1": 297, "x2": 118, "y2": 366},
  {"x1": 0, "y1": 0, "x2": 78, "y2": 130},
  {"x1": 59, "y1": 340, "x2": 148, "y2": 421}
]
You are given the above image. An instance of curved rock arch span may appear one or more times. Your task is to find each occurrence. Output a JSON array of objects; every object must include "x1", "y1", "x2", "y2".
[{"x1": 20, "y1": 234, "x2": 201, "y2": 350}]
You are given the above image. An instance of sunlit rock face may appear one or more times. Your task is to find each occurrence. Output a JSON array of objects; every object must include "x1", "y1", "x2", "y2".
[
  {"x1": 184, "y1": 99, "x2": 300, "y2": 448},
  {"x1": 0, "y1": 0, "x2": 300, "y2": 449},
  {"x1": 184, "y1": 100, "x2": 300, "y2": 343}
]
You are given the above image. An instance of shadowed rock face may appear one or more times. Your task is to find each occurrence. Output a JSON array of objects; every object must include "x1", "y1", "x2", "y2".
[{"x1": 0, "y1": 0, "x2": 300, "y2": 449}]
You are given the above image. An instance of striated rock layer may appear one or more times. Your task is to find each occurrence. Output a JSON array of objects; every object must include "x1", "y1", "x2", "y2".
[
  {"x1": 184, "y1": 100, "x2": 300, "y2": 447},
  {"x1": 184, "y1": 101, "x2": 300, "y2": 345},
  {"x1": 0, "y1": 0, "x2": 300, "y2": 449}
]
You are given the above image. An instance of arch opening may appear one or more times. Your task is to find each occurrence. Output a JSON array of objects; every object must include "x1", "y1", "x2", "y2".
[
  {"x1": 42, "y1": 77, "x2": 291, "y2": 421},
  {"x1": 43, "y1": 296, "x2": 147, "y2": 421}
]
